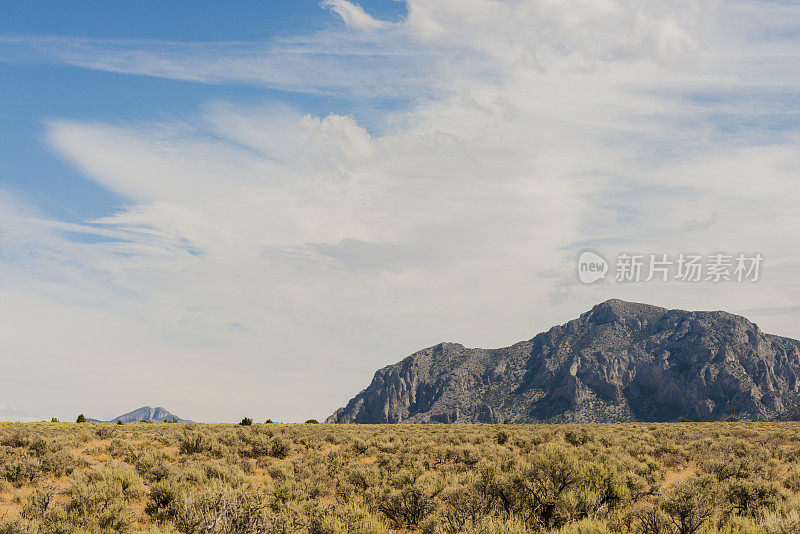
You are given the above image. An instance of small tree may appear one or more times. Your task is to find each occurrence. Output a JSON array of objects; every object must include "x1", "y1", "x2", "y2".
[
  {"x1": 239, "y1": 417, "x2": 253, "y2": 426},
  {"x1": 116, "y1": 420, "x2": 123, "y2": 425},
  {"x1": 50, "y1": 417, "x2": 59, "y2": 423},
  {"x1": 265, "y1": 419, "x2": 274, "y2": 424},
  {"x1": 76, "y1": 414, "x2": 86, "y2": 423},
  {"x1": 305, "y1": 419, "x2": 319, "y2": 424}
]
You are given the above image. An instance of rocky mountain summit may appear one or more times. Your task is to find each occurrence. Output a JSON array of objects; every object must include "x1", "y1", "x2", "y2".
[
  {"x1": 97, "y1": 406, "x2": 189, "y2": 423},
  {"x1": 328, "y1": 300, "x2": 800, "y2": 423}
]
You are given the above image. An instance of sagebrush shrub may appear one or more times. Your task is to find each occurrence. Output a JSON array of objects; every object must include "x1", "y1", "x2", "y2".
[{"x1": 3, "y1": 421, "x2": 800, "y2": 533}]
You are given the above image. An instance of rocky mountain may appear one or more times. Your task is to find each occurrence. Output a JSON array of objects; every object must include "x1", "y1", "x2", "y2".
[
  {"x1": 328, "y1": 300, "x2": 800, "y2": 423},
  {"x1": 104, "y1": 406, "x2": 189, "y2": 423}
]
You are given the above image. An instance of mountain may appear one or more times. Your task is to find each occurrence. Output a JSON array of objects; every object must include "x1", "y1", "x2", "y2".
[
  {"x1": 105, "y1": 406, "x2": 189, "y2": 423},
  {"x1": 0, "y1": 403, "x2": 43, "y2": 423},
  {"x1": 328, "y1": 299, "x2": 800, "y2": 424}
]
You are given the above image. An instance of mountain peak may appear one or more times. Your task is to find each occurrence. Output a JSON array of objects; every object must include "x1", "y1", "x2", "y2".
[
  {"x1": 583, "y1": 299, "x2": 668, "y2": 326},
  {"x1": 329, "y1": 300, "x2": 800, "y2": 424},
  {"x1": 107, "y1": 406, "x2": 189, "y2": 423}
]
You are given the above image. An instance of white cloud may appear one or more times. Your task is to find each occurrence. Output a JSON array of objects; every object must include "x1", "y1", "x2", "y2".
[
  {"x1": 0, "y1": 33, "x2": 426, "y2": 97},
  {"x1": 403, "y1": 0, "x2": 703, "y2": 66},
  {"x1": 322, "y1": 0, "x2": 394, "y2": 32},
  {"x1": 1, "y1": 0, "x2": 800, "y2": 421}
]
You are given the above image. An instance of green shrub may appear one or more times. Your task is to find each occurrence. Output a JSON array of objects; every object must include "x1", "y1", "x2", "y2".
[
  {"x1": 379, "y1": 471, "x2": 442, "y2": 527},
  {"x1": 628, "y1": 502, "x2": 670, "y2": 534},
  {"x1": 724, "y1": 477, "x2": 781, "y2": 517},
  {"x1": 96, "y1": 426, "x2": 116, "y2": 439},
  {"x1": 21, "y1": 487, "x2": 54, "y2": 520},
  {"x1": 0, "y1": 518, "x2": 37, "y2": 534},
  {"x1": 1, "y1": 430, "x2": 32, "y2": 448},
  {"x1": 135, "y1": 449, "x2": 172, "y2": 482},
  {"x1": 39, "y1": 448, "x2": 75, "y2": 477},
  {"x1": 557, "y1": 518, "x2": 612, "y2": 533},
  {"x1": 783, "y1": 470, "x2": 800, "y2": 493},
  {"x1": 761, "y1": 509, "x2": 800, "y2": 534},
  {"x1": 173, "y1": 481, "x2": 270, "y2": 533},
  {"x1": 496, "y1": 431, "x2": 509, "y2": 445},
  {"x1": 450, "y1": 515, "x2": 532, "y2": 534},
  {"x1": 179, "y1": 430, "x2": 207, "y2": 454},
  {"x1": 269, "y1": 436, "x2": 292, "y2": 459},
  {"x1": 145, "y1": 480, "x2": 180, "y2": 521},
  {"x1": 513, "y1": 444, "x2": 580, "y2": 529},
  {"x1": 660, "y1": 475, "x2": 719, "y2": 534},
  {"x1": 379, "y1": 484, "x2": 438, "y2": 527},
  {"x1": 0, "y1": 449, "x2": 42, "y2": 485},
  {"x1": 66, "y1": 465, "x2": 145, "y2": 531},
  {"x1": 5, "y1": 420, "x2": 800, "y2": 533}
]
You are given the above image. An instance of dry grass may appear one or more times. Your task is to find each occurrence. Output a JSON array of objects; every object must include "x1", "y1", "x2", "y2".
[{"x1": 0, "y1": 422, "x2": 799, "y2": 533}]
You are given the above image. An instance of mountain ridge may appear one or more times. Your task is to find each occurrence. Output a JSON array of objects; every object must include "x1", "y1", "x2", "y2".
[
  {"x1": 88, "y1": 406, "x2": 189, "y2": 423},
  {"x1": 328, "y1": 299, "x2": 800, "y2": 423}
]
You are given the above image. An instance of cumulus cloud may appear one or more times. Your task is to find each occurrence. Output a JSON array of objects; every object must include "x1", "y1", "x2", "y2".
[{"x1": 1, "y1": 0, "x2": 800, "y2": 421}]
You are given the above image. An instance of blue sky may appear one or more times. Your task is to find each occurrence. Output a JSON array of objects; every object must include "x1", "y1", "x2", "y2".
[
  {"x1": 1, "y1": 0, "x2": 799, "y2": 422},
  {"x1": 0, "y1": 1, "x2": 408, "y2": 222}
]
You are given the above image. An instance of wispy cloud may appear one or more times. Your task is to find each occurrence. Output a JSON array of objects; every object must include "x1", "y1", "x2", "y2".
[
  {"x1": 322, "y1": 0, "x2": 395, "y2": 32},
  {"x1": 0, "y1": 34, "x2": 428, "y2": 97}
]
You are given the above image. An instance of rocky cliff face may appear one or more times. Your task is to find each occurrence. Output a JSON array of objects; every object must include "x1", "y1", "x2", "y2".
[{"x1": 328, "y1": 300, "x2": 800, "y2": 423}]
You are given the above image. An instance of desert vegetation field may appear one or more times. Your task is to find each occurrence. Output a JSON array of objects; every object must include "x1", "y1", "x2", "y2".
[{"x1": 2, "y1": 422, "x2": 800, "y2": 533}]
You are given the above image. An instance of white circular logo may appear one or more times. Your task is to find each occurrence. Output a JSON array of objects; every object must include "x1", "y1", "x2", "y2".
[{"x1": 577, "y1": 251, "x2": 608, "y2": 284}]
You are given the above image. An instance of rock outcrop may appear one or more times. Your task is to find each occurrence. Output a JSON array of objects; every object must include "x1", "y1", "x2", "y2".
[{"x1": 328, "y1": 300, "x2": 800, "y2": 423}]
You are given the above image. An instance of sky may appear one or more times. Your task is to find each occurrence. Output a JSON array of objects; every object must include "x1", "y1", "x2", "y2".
[{"x1": 1, "y1": 0, "x2": 799, "y2": 422}]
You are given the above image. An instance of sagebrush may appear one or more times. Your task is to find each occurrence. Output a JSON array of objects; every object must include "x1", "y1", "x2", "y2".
[{"x1": 2, "y1": 422, "x2": 800, "y2": 533}]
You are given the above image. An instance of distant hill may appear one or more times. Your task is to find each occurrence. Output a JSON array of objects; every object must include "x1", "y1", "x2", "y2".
[
  {"x1": 328, "y1": 299, "x2": 800, "y2": 423},
  {"x1": 90, "y1": 406, "x2": 190, "y2": 423},
  {"x1": 0, "y1": 403, "x2": 42, "y2": 422}
]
